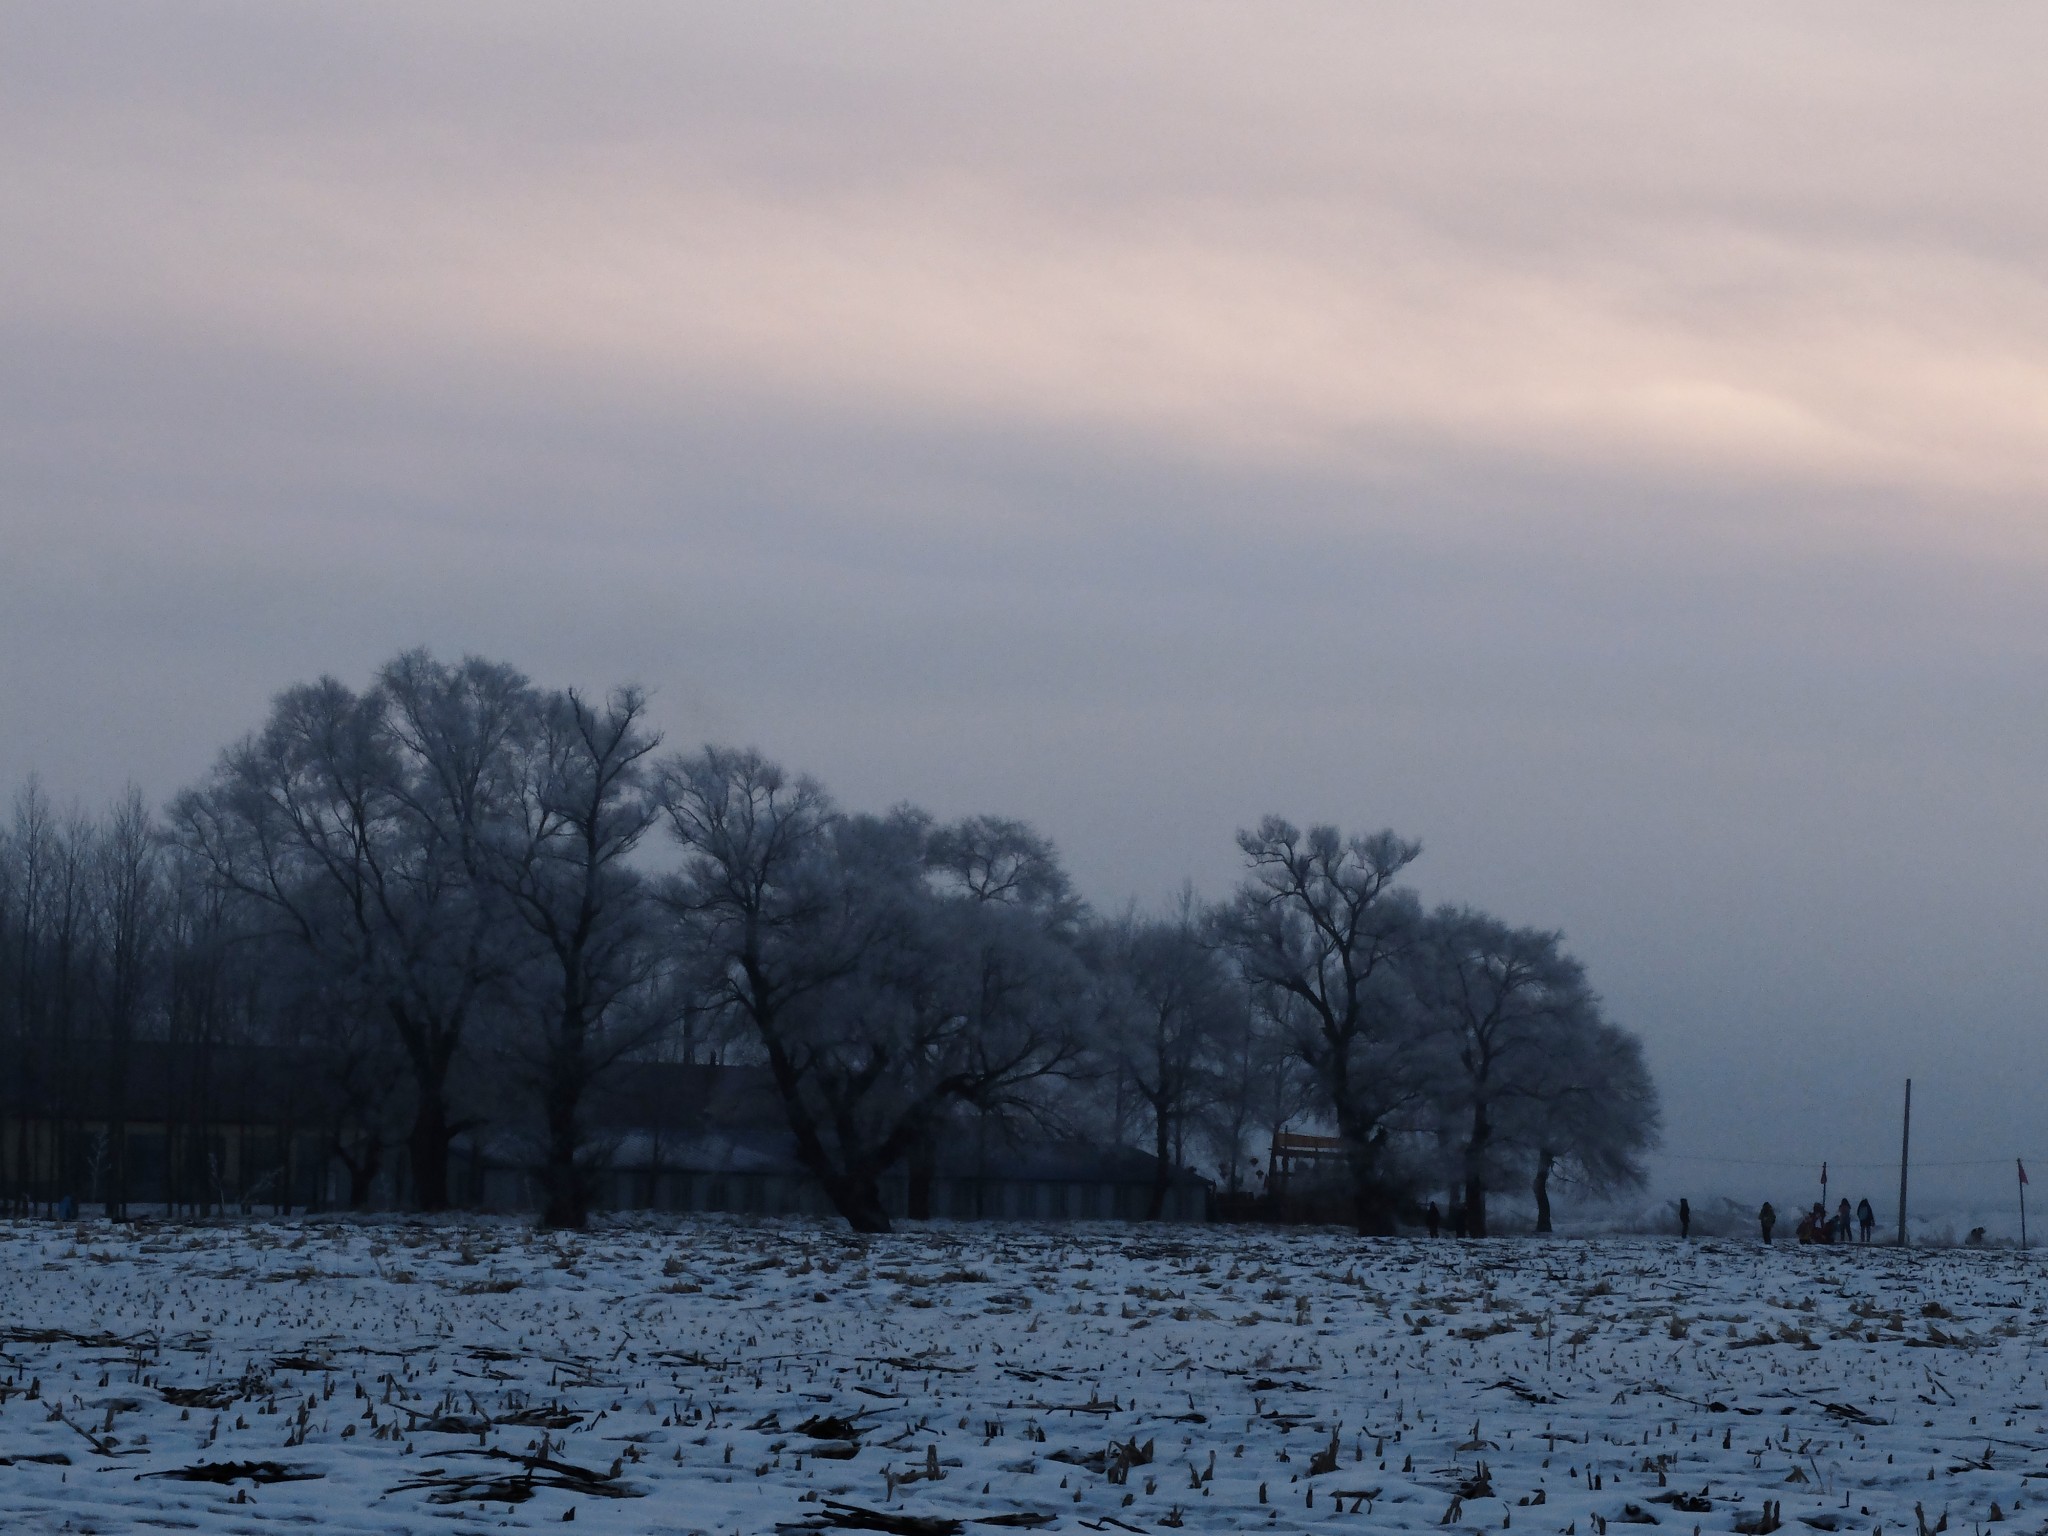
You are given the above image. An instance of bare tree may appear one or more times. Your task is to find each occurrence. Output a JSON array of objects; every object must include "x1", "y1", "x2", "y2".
[
  {"x1": 2, "y1": 779, "x2": 62, "y2": 1212},
  {"x1": 3, "y1": 786, "x2": 96, "y2": 1214},
  {"x1": 909, "y1": 812, "x2": 1088, "y2": 1215},
  {"x1": 1217, "y1": 818, "x2": 1423, "y2": 1234},
  {"x1": 1516, "y1": 1016, "x2": 1659, "y2": 1233},
  {"x1": 158, "y1": 849, "x2": 235, "y2": 1215},
  {"x1": 88, "y1": 787, "x2": 161, "y2": 1218},
  {"x1": 490, "y1": 684, "x2": 663, "y2": 1230},
  {"x1": 822, "y1": 834, "x2": 1084, "y2": 1229},
  {"x1": 655, "y1": 748, "x2": 874, "y2": 1218},
  {"x1": 171, "y1": 654, "x2": 534, "y2": 1210},
  {"x1": 657, "y1": 750, "x2": 1085, "y2": 1232},
  {"x1": 1198, "y1": 976, "x2": 1303, "y2": 1199},
  {"x1": 1093, "y1": 893, "x2": 1236, "y2": 1218},
  {"x1": 926, "y1": 816, "x2": 1082, "y2": 923}
]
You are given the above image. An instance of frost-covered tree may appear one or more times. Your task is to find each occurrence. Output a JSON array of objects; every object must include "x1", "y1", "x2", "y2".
[
  {"x1": 171, "y1": 653, "x2": 536, "y2": 1210},
  {"x1": 1091, "y1": 895, "x2": 1239, "y2": 1218},
  {"x1": 0, "y1": 782, "x2": 98, "y2": 1214},
  {"x1": 1514, "y1": 1015, "x2": 1659, "y2": 1233},
  {"x1": 657, "y1": 749, "x2": 1085, "y2": 1232},
  {"x1": 926, "y1": 815, "x2": 1082, "y2": 924},
  {"x1": 1200, "y1": 986, "x2": 1313, "y2": 1199},
  {"x1": 489, "y1": 685, "x2": 663, "y2": 1231},
  {"x1": 1404, "y1": 907, "x2": 1599, "y2": 1238},
  {"x1": 87, "y1": 788, "x2": 162, "y2": 1219},
  {"x1": 1217, "y1": 818, "x2": 1424, "y2": 1234}
]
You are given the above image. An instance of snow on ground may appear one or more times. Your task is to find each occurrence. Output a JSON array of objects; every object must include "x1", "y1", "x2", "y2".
[{"x1": 2, "y1": 1219, "x2": 2045, "y2": 1535}]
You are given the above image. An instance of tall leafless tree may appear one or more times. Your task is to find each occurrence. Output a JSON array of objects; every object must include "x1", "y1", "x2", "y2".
[
  {"x1": 171, "y1": 654, "x2": 533, "y2": 1210},
  {"x1": 1218, "y1": 818, "x2": 1423, "y2": 1234},
  {"x1": 1093, "y1": 894, "x2": 1236, "y2": 1218},
  {"x1": 1515, "y1": 1016, "x2": 1659, "y2": 1233},
  {"x1": 1198, "y1": 976, "x2": 1307, "y2": 1199},
  {"x1": 657, "y1": 750, "x2": 1086, "y2": 1232},
  {"x1": 89, "y1": 788, "x2": 161, "y2": 1218},
  {"x1": 491, "y1": 684, "x2": 663, "y2": 1230},
  {"x1": 1405, "y1": 907, "x2": 1597, "y2": 1238}
]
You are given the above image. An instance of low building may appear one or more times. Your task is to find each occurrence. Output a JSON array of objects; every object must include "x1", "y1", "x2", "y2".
[
  {"x1": 2, "y1": 1046, "x2": 1210, "y2": 1223},
  {"x1": 477, "y1": 1063, "x2": 1210, "y2": 1222}
]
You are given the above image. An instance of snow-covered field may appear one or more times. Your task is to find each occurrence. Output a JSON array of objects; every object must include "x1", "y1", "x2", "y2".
[{"x1": 2, "y1": 1219, "x2": 2044, "y2": 1535}]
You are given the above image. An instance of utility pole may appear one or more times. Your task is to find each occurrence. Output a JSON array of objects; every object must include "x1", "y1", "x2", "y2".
[{"x1": 1896, "y1": 1078, "x2": 1912, "y2": 1248}]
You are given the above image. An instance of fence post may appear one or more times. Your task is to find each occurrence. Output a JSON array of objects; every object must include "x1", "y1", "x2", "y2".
[{"x1": 1895, "y1": 1079, "x2": 1911, "y2": 1247}]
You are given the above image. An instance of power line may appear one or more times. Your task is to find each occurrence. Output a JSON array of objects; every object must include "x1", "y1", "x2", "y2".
[{"x1": 1658, "y1": 1152, "x2": 2027, "y2": 1170}]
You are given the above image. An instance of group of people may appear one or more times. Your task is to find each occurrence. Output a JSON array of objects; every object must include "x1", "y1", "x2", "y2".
[
  {"x1": 1415, "y1": 1193, "x2": 1881, "y2": 1243},
  {"x1": 1753, "y1": 1196, "x2": 1876, "y2": 1244}
]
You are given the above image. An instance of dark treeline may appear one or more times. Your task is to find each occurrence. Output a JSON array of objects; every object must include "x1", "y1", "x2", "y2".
[{"x1": 0, "y1": 651, "x2": 1659, "y2": 1234}]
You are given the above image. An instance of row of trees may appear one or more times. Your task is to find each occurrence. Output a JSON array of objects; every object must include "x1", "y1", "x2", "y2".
[
  {"x1": 0, "y1": 650, "x2": 1658, "y2": 1234},
  {"x1": 0, "y1": 783, "x2": 167, "y2": 1217}
]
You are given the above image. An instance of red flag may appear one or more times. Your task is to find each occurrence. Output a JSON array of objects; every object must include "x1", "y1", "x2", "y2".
[{"x1": 2021, "y1": 1160, "x2": 2030, "y2": 1186}]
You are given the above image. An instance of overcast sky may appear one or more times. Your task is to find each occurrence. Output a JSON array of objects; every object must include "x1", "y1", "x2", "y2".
[{"x1": 5, "y1": 4, "x2": 2045, "y2": 1214}]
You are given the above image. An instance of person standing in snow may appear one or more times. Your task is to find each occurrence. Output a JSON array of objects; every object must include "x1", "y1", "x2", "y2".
[
  {"x1": 1856, "y1": 1197, "x2": 1875, "y2": 1244},
  {"x1": 1678, "y1": 1198, "x2": 1691, "y2": 1239},
  {"x1": 1835, "y1": 1198, "x2": 1852, "y2": 1244},
  {"x1": 1759, "y1": 1201, "x2": 1776, "y2": 1243},
  {"x1": 1425, "y1": 1200, "x2": 1441, "y2": 1239}
]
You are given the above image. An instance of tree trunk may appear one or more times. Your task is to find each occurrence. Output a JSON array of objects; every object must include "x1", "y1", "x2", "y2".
[
  {"x1": 1463, "y1": 1098, "x2": 1491, "y2": 1239},
  {"x1": 539, "y1": 1029, "x2": 589, "y2": 1230},
  {"x1": 1148, "y1": 1109, "x2": 1173, "y2": 1220},
  {"x1": 105, "y1": 1029, "x2": 130, "y2": 1220},
  {"x1": 11, "y1": 1101, "x2": 28, "y2": 1216},
  {"x1": 1323, "y1": 1055, "x2": 1395, "y2": 1235},
  {"x1": 1532, "y1": 1148, "x2": 1555, "y2": 1235},
  {"x1": 1338, "y1": 1110, "x2": 1395, "y2": 1236},
  {"x1": 905, "y1": 1132, "x2": 935, "y2": 1222},
  {"x1": 1351, "y1": 1176, "x2": 1396, "y2": 1235},
  {"x1": 828, "y1": 1171, "x2": 892, "y2": 1234},
  {"x1": 754, "y1": 1028, "x2": 905, "y2": 1234},
  {"x1": 408, "y1": 1090, "x2": 453, "y2": 1212},
  {"x1": 349, "y1": 1156, "x2": 377, "y2": 1210},
  {"x1": 338, "y1": 1134, "x2": 381, "y2": 1210},
  {"x1": 392, "y1": 1003, "x2": 462, "y2": 1212}
]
